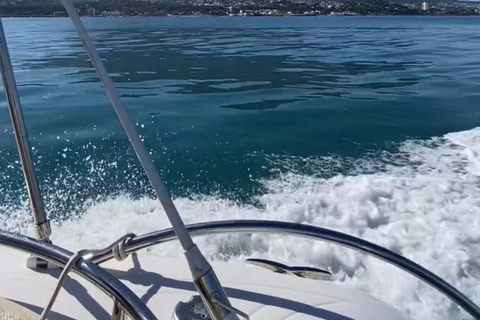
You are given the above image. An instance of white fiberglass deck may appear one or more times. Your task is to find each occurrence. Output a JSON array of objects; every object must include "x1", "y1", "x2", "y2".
[{"x1": 0, "y1": 247, "x2": 411, "y2": 320}]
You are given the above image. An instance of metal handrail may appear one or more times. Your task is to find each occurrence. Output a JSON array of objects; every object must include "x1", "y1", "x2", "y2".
[
  {"x1": 90, "y1": 220, "x2": 480, "y2": 320},
  {"x1": 59, "y1": 4, "x2": 236, "y2": 319},
  {"x1": 0, "y1": 230, "x2": 157, "y2": 320},
  {"x1": 0, "y1": 19, "x2": 51, "y2": 241}
]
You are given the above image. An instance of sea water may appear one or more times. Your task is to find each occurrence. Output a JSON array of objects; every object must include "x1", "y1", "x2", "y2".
[{"x1": 1, "y1": 16, "x2": 480, "y2": 320}]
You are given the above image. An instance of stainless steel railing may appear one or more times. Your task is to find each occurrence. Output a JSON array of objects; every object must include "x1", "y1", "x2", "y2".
[
  {"x1": 1, "y1": 220, "x2": 479, "y2": 319},
  {"x1": 88, "y1": 220, "x2": 480, "y2": 320},
  {"x1": 0, "y1": 230, "x2": 156, "y2": 320},
  {"x1": 0, "y1": 19, "x2": 51, "y2": 241}
]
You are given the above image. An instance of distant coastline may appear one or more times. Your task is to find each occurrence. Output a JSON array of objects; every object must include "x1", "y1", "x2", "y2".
[
  {"x1": 2, "y1": 13, "x2": 480, "y2": 17},
  {"x1": 1, "y1": 0, "x2": 480, "y2": 17}
]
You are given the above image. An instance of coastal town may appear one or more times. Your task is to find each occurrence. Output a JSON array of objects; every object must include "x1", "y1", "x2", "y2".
[{"x1": 1, "y1": 0, "x2": 480, "y2": 16}]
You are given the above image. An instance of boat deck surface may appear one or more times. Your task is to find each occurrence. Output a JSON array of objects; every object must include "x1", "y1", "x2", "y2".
[{"x1": 0, "y1": 247, "x2": 411, "y2": 320}]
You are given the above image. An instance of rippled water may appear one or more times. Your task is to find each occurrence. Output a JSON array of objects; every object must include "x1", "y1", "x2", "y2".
[{"x1": 1, "y1": 16, "x2": 480, "y2": 320}]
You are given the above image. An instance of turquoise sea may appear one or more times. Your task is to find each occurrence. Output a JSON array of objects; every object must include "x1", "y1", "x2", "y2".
[{"x1": 1, "y1": 16, "x2": 480, "y2": 320}]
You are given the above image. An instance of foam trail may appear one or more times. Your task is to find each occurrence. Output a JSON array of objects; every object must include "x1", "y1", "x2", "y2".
[{"x1": 2, "y1": 127, "x2": 480, "y2": 320}]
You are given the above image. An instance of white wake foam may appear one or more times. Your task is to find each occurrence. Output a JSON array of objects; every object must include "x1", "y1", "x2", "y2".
[{"x1": 3, "y1": 127, "x2": 480, "y2": 320}]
